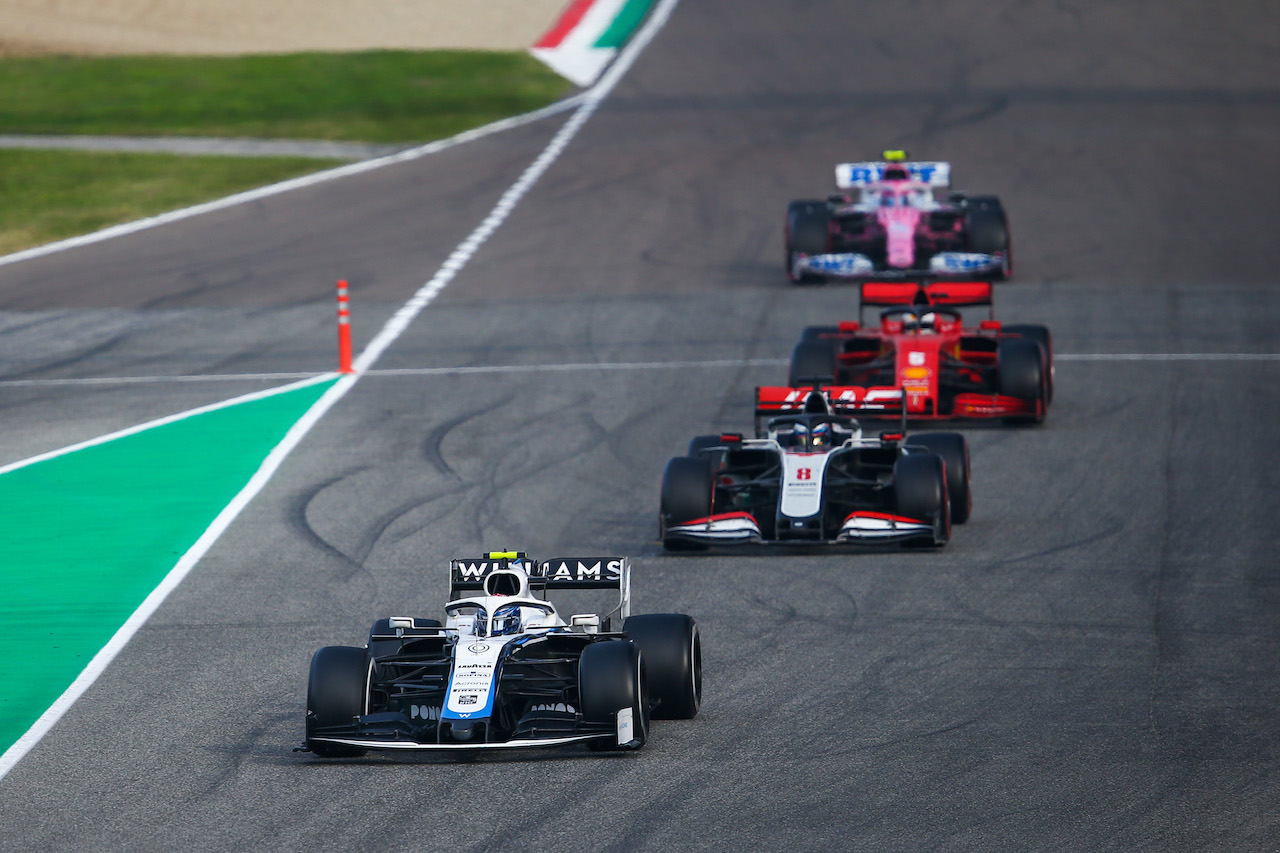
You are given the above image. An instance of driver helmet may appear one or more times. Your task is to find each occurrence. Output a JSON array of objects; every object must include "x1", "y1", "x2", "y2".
[
  {"x1": 489, "y1": 602, "x2": 523, "y2": 637},
  {"x1": 918, "y1": 311, "x2": 937, "y2": 332},
  {"x1": 775, "y1": 422, "x2": 807, "y2": 449},
  {"x1": 473, "y1": 601, "x2": 525, "y2": 638},
  {"x1": 811, "y1": 422, "x2": 832, "y2": 448}
]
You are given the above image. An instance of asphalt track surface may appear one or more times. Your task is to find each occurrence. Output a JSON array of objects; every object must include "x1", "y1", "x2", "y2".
[{"x1": 1, "y1": 1, "x2": 1278, "y2": 849}]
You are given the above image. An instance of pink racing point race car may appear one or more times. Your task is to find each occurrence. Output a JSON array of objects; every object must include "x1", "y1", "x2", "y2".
[
  {"x1": 659, "y1": 390, "x2": 970, "y2": 551},
  {"x1": 783, "y1": 281, "x2": 1053, "y2": 424},
  {"x1": 784, "y1": 151, "x2": 1011, "y2": 283}
]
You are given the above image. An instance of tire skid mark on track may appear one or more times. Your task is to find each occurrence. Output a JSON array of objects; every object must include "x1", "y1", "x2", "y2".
[
  {"x1": 421, "y1": 404, "x2": 493, "y2": 480},
  {"x1": 545, "y1": 400, "x2": 674, "y2": 552},
  {"x1": 288, "y1": 468, "x2": 376, "y2": 582},
  {"x1": 468, "y1": 392, "x2": 605, "y2": 543},
  {"x1": 0, "y1": 329, "x2": 132, "y2": 381},
  {"x1": 189, "y1": 706, "x2": 298, "y2": 803}
]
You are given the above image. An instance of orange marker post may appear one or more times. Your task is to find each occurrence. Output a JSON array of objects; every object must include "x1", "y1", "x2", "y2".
[{"x1": 336, "y1": 279, "x2": 354, "y2": 374}]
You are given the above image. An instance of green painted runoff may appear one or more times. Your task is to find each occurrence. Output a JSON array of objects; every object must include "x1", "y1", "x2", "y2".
[{"x1": 0, "y1": 379, "x2": 335, "y2": 750}]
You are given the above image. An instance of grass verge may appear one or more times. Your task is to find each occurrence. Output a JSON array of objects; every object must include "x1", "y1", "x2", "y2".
[
  {"x1": 0, "y1": 50, "x2": 567, "y2": 141},
  {"x1": 0, "y1": 50, "x2": 568, "y2": 255},
  {"x1": 0, "y1": 149, "x2": 343, "y2": 256}
]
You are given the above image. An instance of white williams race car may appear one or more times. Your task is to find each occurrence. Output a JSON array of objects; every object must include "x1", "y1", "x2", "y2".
[{"x1": 301, "y1": 552, "x2": 701, "y2": 756}]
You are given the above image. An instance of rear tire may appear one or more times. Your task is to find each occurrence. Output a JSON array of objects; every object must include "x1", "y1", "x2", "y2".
[
  {"x1": 306, "y1": 646, "x2": 369, "y2": 758},
  {"x1": 785, "y1": 200, "x2": 830, "y2": 284},
  {"x1": 788, "y1": 339, "x2": 838, "y2": 387},
  {"x1": 660, "y1": 456, "x2": 715, "y2": 550},
  {"x1": 908, "y1": 433, "x2": 971, "y2": 524},
  {"x1": 580, "y1": 640, "x2": 648, "y2": 751},
  {"x1": 998, "y1": 338, "x2": 1047, "y2": 425},
  {"x1": 623, "y1": 614, "x2": 701, "y2": 720},
  {"x1": 892, "y1": 453, "x2": 949, "y2": 546}
]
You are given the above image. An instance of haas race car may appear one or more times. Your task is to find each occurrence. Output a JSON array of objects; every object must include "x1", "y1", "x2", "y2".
[
  {"x1": 785, "y1": 150, "x2": 1011, "y2": 283},
  {"x1": 659, "y1": 390, "x2": 970, "y2": 550},
  {"x1": 787, "y1": 280, "x2": 1053, "y2": 424},
  {"x1": 302, "y1": 552, "x2": 700, "y2": 756}
]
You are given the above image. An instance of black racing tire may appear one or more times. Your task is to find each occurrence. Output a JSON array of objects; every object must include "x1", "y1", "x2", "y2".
[
  {"x1": 788, "y1": 339, "x2": 838, "y2": 387},
  {"x1": 907, "y1": 433, "x2": 971, "y2": 524},
  {"x1": 800, "y1": 325, "x2": 841, "y2": 342},
  {"x1": 785, "y1": 200, "x2": 830, "y2": 284},
  {"x1": 998, "y1": 338, "x2": 1047, "y2": 425},
  {"x1": 892, "y1": 452, "x2": 949, "y2": 546},
  {"x1": 964, "y1": 196, "x2": 1010, "y2": 280},
  {"x1": 305, "y1": 646, "x2": 369, "y2": 758},
  {"x1": 660, "y1": 456, "x2": 715, "y2": 551},
  {"x1": 623, "y1": 614, "x2": 702, "y2": 720},
  {"x1": 580, "y1": 640, "x2": 649, "y2": 751},
  {"x1": 1003, "y1": 324, "x2": 1053, "y2": 404}
]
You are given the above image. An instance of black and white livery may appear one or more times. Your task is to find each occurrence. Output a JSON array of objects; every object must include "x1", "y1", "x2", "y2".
[
  {"x1": 302, "y1": 552, "x2": 701, "y2": 755},
  {"x1": 660, "y1": 390, "x2": 971, "y2": 549}
]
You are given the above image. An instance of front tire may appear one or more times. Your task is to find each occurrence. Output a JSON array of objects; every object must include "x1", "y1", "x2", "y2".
[
  {"x1": 1003, "y1": 324, "x2": 1053, "y2": 404},
  {"x1": 908, "y1": 433, "x2": 971, "y2": 524},
  {"x1": 580, "y1": 640, "x2": 648, "y2": 751},
  {"x1": 623, "y1": 614, "x2": 701, "y2": 720},
  {"x1": 785, "y1": 200, "x2": 830, "y2": 284},
  {"x1": 892, "y1": 452, "x2": 950, "y2": 546},
  {"x1": 660, "y1": 456, "x2": 715, "y2": 550},
  {"x1": 998, "y1": 338, "x2": 1047, "y2": 425},
  {"x1": 305, "y1": 646, "x2": 369, "y2": 758},
  {"x1": 964, "y1": 196, "x2": 1010, "y2": 280}
]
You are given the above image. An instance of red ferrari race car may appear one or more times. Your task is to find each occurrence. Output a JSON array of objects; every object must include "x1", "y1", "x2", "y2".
[
  {"x1": 779, "y1": 281, "x2": 1052, "y2": 424},
  {"x1": 784, "y1": 150, "x2": 1011, "y2": 284}
]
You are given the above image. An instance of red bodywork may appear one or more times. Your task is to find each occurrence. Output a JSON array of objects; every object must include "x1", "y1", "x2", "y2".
[{"x1": 777, "y1": 282, "x2": 1048, "y2": 422}]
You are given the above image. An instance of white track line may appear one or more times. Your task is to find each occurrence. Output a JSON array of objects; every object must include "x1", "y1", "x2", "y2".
[
  {"x1": 0, "y1": 352, "x2": 1275, "y2": 390},
  {"x1": 0, "y1": 0, "x2": 682, "y2": 783},
  {"x1": 1055, "y1": 353, "x2": 1280, "y2": 361}
]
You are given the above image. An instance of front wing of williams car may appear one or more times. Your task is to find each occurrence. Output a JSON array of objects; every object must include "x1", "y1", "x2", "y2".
[
  {"x1": 304, "y1": 556, "x2": 648, "y2": 753},
  {"x1": 308, "y1": 626, "x2": 631, "y2": 752}
]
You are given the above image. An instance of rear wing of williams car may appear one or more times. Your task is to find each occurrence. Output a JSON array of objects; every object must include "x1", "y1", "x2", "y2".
[
  {"x1": 449, "y1": 552, "x2": 632, "y2": 620},
  {"x1": 835, "y1": 160, "x2": 951, "y2": 189}
]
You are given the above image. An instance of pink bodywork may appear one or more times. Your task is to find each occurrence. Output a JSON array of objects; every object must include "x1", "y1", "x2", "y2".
[{"x1": 873, "y1": 181, "x2": 929, "y2": 269}]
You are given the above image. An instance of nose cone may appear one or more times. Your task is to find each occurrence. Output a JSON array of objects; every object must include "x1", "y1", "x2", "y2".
[{"x1": 879, "y1": 207, "x2": 922, "y2": 268}]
